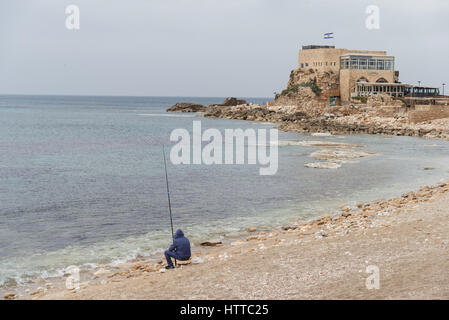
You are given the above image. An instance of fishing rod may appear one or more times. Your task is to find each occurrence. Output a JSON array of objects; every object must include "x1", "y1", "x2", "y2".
[{"x1": 162, "y1": 144, "x2": 176, "y2": 266}]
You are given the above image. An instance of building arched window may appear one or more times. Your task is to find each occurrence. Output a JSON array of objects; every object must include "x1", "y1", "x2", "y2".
[
  {"x1": 357, "y1": 77, "x2": 369, "y2": 83},
  {"x1": 376, "y1": 77, "x2": 388, "y2": 83}
]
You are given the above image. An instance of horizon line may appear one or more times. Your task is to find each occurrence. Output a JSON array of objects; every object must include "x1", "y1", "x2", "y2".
[{"x1": 0, "y1": 93, "x2": 273, "y2": 99}]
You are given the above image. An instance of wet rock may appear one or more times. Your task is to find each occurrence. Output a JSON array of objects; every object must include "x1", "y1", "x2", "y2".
[
  {"x1": 141, "y1": 264, "x2": 156, "y2": 272},
  {"x1": 167, "y1": 102, "x2": 206, "y2": 112},
  {"x1": 305, "y1": 162, "x2": 341, "y2": 169},
  {"x1": 94, "y1": 268, "x2": 110, "y2": 276},
  {"x1": 4, "y1": 292, "x2": 16, "y2": 300},
  {"x1": 30, "y1": 287, "x2": 45, "y2": 296},
  {"x1": 107, "y1": 272, "x2": 119, "y2": 278},
  {"x1": 246, "y1": 227, "x2": 257, "y2": 232},
  {"x1": 177, "y1": 259, "x2": 192, "y2": 266},
  {"x1": 200, "y1": 241, "x2": 222, "y2": 247},
  {"x1": 131, "y1": 263, "x2": 144, "y2": 271}
]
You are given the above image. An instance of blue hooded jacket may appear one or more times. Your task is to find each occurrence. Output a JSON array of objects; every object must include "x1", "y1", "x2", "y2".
[{"x1": 168, "y1": 229, "x2": 191, "y2": 260}]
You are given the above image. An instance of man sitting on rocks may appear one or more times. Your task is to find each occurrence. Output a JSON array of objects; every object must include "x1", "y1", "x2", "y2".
[{"x1": 164, "y1": 229, "x2": 191, "y2": 269}]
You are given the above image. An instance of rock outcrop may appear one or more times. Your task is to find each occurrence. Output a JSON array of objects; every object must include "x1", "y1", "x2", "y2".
[
  {"x1": 202, "y1": 103, "x2": 449, "y2": 140},
  {"x1": 274, "y1": 68, "x2": 338, "y2": 113},
  {"x1": 167, "y1": 102, "x2": 206, "y2": 112},
  {"x1": 167, "y1": 97, "x2": 247, "y2": 113},
  {"x1": 287, "y1": 68, "x2": 339, "y2": 94},
  {"x1": 214, "y1": 97, "x2": 247, "y2": 107}
]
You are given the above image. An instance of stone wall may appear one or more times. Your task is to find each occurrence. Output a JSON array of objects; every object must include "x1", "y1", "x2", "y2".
[
  {"x1": 377, "y1": 106, "x2": 407, "y2": 118},
  {"x1": 339, "y1": 69, "x2": 395, "y2": 102},
  {"x1": 298, "y1": 48, "x2": 347, "y2": 72},
  {"x1": 409, "y1": 105, "x2": 449, "y2": 123},
  {"x1": 298, "y1": 48, "x2": 387, "y2": 73}
]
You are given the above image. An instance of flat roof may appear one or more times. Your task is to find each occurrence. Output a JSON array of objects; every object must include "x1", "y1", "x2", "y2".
[
  {"x1": 302, "y1": 45, "x2": 335, "y2": 50},
  {"x1": 405, "y1": 97, "x2": 448, "y2": 100},
  {"x1": 357, "y1": 82, "x2": 403, "y2": 86},
  {"x1": 341, "y1": 53, "x2": 393, "y2": 58},
  {"x1": 356, "y1": 82, "x2": 439, "y2": 89}
]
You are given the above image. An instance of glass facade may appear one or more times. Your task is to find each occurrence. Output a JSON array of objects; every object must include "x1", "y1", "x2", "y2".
[
  {"x1": 354, "y1": 83, "x2": 440, "y2": 98},
  {"x1": 340, "y1": 55, "x2": 394, "y2": 70}
]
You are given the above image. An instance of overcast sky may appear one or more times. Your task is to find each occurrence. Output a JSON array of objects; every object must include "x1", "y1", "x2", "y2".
[{"x1": 0, "y1": 0, "x2": 448, "y2": 97}]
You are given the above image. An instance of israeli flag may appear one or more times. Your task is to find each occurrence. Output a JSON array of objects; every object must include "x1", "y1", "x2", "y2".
[{"x1": 324, "y1": 32, "x2": 334, "y2": 39}]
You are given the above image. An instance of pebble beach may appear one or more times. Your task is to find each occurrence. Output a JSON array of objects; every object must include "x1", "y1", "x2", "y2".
[{"x1": 6, "y1": 180, "x2": 449, "y2": 300}]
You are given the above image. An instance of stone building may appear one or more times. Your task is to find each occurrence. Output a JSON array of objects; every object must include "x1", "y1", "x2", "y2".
[{"x1": 298, "y1": 45, "x2": 439, "y2": 103}]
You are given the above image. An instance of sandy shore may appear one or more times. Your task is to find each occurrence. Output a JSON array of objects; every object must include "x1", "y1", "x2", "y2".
[{"x1": 9, "y1": 180, "x2": 448, "y2": 300}]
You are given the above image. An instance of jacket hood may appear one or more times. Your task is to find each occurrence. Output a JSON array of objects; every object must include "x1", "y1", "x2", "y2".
[{"x1": 174, "y1": 229, "x2": 184, "y2": 239}]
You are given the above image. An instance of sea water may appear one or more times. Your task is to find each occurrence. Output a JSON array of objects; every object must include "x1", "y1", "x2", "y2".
[{"x1": 1, "y1": 95, "x2": 449, "y2": 286}]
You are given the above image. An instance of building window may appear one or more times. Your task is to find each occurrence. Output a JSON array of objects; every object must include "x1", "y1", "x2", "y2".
[
  {"x1": 377, "y1": 60, "x2": 385, "y2": 70},
  {"x1": 359, "y1": 59, "x2": 367, "y2": 69},
  {"x1": 301, "y1": 63, "x2": 304, "y2": 68}
]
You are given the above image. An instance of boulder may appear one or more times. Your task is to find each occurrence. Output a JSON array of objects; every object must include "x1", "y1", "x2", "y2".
[
  {"x1": 218, "y1": 97, "x2": 247, "y2": 106},
  {"x1": 167, "y1": 102, "x2": 206, "y2": 112},
  {"x1": 176, "y1": 259, "x2": 192, "y2": 266},
  {"x1": 4, "y1": 292, "x2": 16, "y2": 300}
]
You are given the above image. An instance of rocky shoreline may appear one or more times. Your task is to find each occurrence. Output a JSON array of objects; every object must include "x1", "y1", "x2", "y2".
[
  {"x1": 202, "y1": 104, "x2": 449, "y2": 140},
  {"x1": 167, "y1": 96, "x2": 449, "y2": 140},
  {"x1": 7, "y1": 179, "x2": 448, "y2": 299}
]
